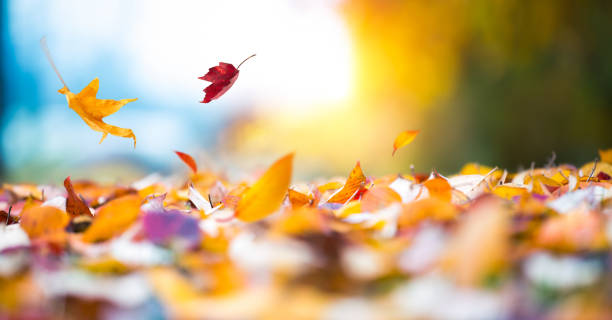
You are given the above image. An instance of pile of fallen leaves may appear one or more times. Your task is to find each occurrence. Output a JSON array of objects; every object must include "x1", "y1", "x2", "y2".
[{"x1": 1, "y1": 149, "x2": 611, "y2": 319}]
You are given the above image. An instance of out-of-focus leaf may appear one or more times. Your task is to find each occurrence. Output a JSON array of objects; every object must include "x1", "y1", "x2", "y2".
[
  {"x1": 175, "y1": 151, "x2": 198, "y2": 174},
  {"x1": 63, "y1": 176, "x2": 92, "y2": 218},
  {"x1": 327, "y1": 162, "x2": 367, "y2": 204},
  {"x1": 599, "y1": 148, "x2": 612, "y2": 164},
  {"x1": 392, "y1": 130, "x2": 419, "y2": 156},
  {"x1": 493, "y1": 184, "x2": 528, "y2": 200},
  {"x1": 440, "y1": 196, "x2": 509, "y2": 286},
  {"x1": 143, "y1": 210, "x2": 201, "y2": 249},
  {"x1": 580, "y1": 161, "x2": 612, "y2": 181},
  {"x1": 273, "y1": 207, "x2": 327, "y2": 235},
  {"x1": 235, "y1": 153, "x2": 294, "y2": 222},
  {"x1": 20, "y1": 205, "x2": 69, "y2": 239},
  {"x1": 361, "y1": 186, "x2": 401, "y2": 212},
  {"x1": 288, "y1": 189, "x2": 312, "y2": 208},
  {"x1": 82, "y1": 195, "x2": 141, "y2": 243},
  {"x1": 423, "y1": 176, "x2": 452, "y2": 202}
]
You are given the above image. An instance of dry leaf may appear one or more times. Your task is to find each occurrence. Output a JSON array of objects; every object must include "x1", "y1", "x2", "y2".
[
  {"x1": 423, "y1": 176, "x2": 452, "y2": 202},
  {"x1": 175, "y1": 151, "x2": 198, "y2": 173},
  {"x1": 235, "y1": 153, "x2": 294, "y2": 222},
  {"x1": 20, "y1": 205, "x2": 69, "y2": 239},
  {"x1": 64, "y1": 176, "x2": 92, "y2": 218},
  {"x1": 41, "y1": 39, "x2": 136, "y2": 146},
  {"x1": 288, "y1": 189, "x2": 313, "y2": 208},
  {"x1": 392, "y1": 130, "x2": 419, "y2": 156},
  {"x1": 361, "y1": 186, "x2": 401, "y2": 212},
  {"x1": 599, "y1": 148, "x2": 612, "y2": 164},
  {"x1": 327, "y1": 162, "x2": 367, "y2": 204},
  {"x1": 82, "y1": 195, "x2": 142, "y2": 242}
]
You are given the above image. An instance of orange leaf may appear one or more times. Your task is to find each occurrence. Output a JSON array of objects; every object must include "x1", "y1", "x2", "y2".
[
  {"x1": 288, "y1": 189, "x2": 312, "y2": 208},
  {"x1": 392, "y1": 130, "x2": 419, "y2": 156},
  {"x1": 423, "y1": 177, "x2": 452, "y2": 202},
  {"x1": 64, "y1": 176, "x2": 92, "y2": 218},
  {"x1": 175, "y1": 151, "x2": 198, "y2": 173},
  {"x1": 20, "y1": 205, "x2": 69, "y2": 239},
  {"x1": 235, "y1": 153, "x2": 294, "y2": 222},
  {"x1": 492, "y1": 185, "x2": 528, "y2": 200},
  {"x1": 59, "y1": 79, "x2": 137, "y2": 146},
  {"x1": 361, "y1": 186, "x2": 401, "y2": 212},
  {"x1": 82, "y1": 195, "x2": 142, "y2": 242},
  {"x1": 42, "y1": 40, "x2": 137, "y2": 146},
  {"x1": 600, "y1": 148, "x2": 612, "y2": 164},
  {"x1": 273, "y1": 207, "x2": 327, "y2": 235},
  {"x1": 327, "y1": 162, "x2": 367, "y2": 204}
]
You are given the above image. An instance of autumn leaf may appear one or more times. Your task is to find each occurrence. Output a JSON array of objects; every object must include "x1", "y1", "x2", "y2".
[
  {"x1": 199, "y1": 54, "x2": 255, "y2": 103},
  {"x1": 361, "y1": 186, "x2": 401, "y2": 212},
  {"x1": 288, "y1": 189, "x2": 313, "y2": 208},
  {"x1": 599, "y1": 148, "x2": 612, "y2": 164},
  {"x1": 82, "y1": 194, "x2": 142, "y2": 242},
  {"x1": 423, "y1": 176, "x2": 452, "y2": 202},
  {"x1": 64, "y1": 176, "x2": 92, "y2": 218},
  {"x1": 392, "y1": 130, "x2": 419, "y2": 156},
  {"x1": 235, "y1": 153, "x2": 293, "y2": 222},
  {"x1": 175, "y1": 151, "x2": 198, "y2": 173},
  {"x1": 327, "y1": 162, "x2": 367, "y2": 204},
  {"x1": 41, "y1": 38, "x2": 137, "y2": 146},
  {"x1": 20, "y1": 205, "x2": 69, "y2": 239}
]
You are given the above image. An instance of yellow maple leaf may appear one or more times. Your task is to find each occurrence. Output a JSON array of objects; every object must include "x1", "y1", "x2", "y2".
[{"x1": 41, "y1": 38, "x2": 137, "y2": 146}]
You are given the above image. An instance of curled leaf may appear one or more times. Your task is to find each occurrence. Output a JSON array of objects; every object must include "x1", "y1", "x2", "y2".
[
  {"x1": 235, "y1": 153, "x2": 294, "y2": 222},
  {"x1": 288, "y1": 189, "x2": 313, "y2": 208},
  {"x1": 64, "y1": 176, "x2": 92, "y2": 218},
  {"x1": 392, "y1": 130, "x2": 419, "y2": 156},
  {"x1": 175, "y1": 151, "x2": 198, "y2": 174},
  {"x1": 199, "y1": 54, "x2": 255, "y2": 103},
  {"x1": 327, "y1": 162, "x2": 367, "y2": 204}
]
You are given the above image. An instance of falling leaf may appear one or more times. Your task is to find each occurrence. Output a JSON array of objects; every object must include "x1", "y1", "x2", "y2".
[
  {"x1": 327, "y1": 162, "x2": 367, "y2": 204},
  {"x1": 82, "y1": 195, "x2": 141, "y2": 243},
  {"x1": 41, "y1": 38, "x2": 137, "y2": 146},
  {"x1": 392, "y1": 130, "x2": 419, "y2": 156},
  {"x1": 235, "y1": 153, "x2": 294, "y2": 222},
  {"x1": 63, "y1": 176, "x2": 92, "y2": 218},
  {"x1": 175, "y1": 151, "x2": 198, "y2": 174},
  {"x1": 199, "y1": 54, "x2": 255, "y2": 103},
  {"x1": 20, "y1": 205, "x2": 69, "y2": 239}
]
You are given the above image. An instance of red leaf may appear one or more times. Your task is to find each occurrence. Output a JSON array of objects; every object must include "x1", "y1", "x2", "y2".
[
  {"x1": 174, "y1": 151, "x2": 198, "y2": 173},
  {"x1": 64, "y1": 176, "x2": 92, "y2": 218},
  {"x1": 199, "y1": 54, "x2": 255, "y2": 103}
]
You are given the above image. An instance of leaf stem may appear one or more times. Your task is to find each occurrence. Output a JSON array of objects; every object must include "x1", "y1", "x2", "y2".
[
  {"x1": 40, "y1": 37, "x2": 69, "y2": 89},
  {"x1": 237, "y1": 54, "x2": 256, "y2": 69}
]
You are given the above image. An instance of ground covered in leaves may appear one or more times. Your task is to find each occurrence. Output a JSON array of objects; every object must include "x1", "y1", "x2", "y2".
[{"x1": 1, "y1": 151, "x2": 612, "y2": 319}]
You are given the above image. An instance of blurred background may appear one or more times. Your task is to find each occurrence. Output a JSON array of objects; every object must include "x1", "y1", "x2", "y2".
[{"x1": 1, "y1": 0, "x2": 611, "y2": 184}]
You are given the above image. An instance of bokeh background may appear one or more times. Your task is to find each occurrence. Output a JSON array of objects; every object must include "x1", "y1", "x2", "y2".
[{"x1": 1, "y1": 0, "x2": 611, "y2": 184}]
